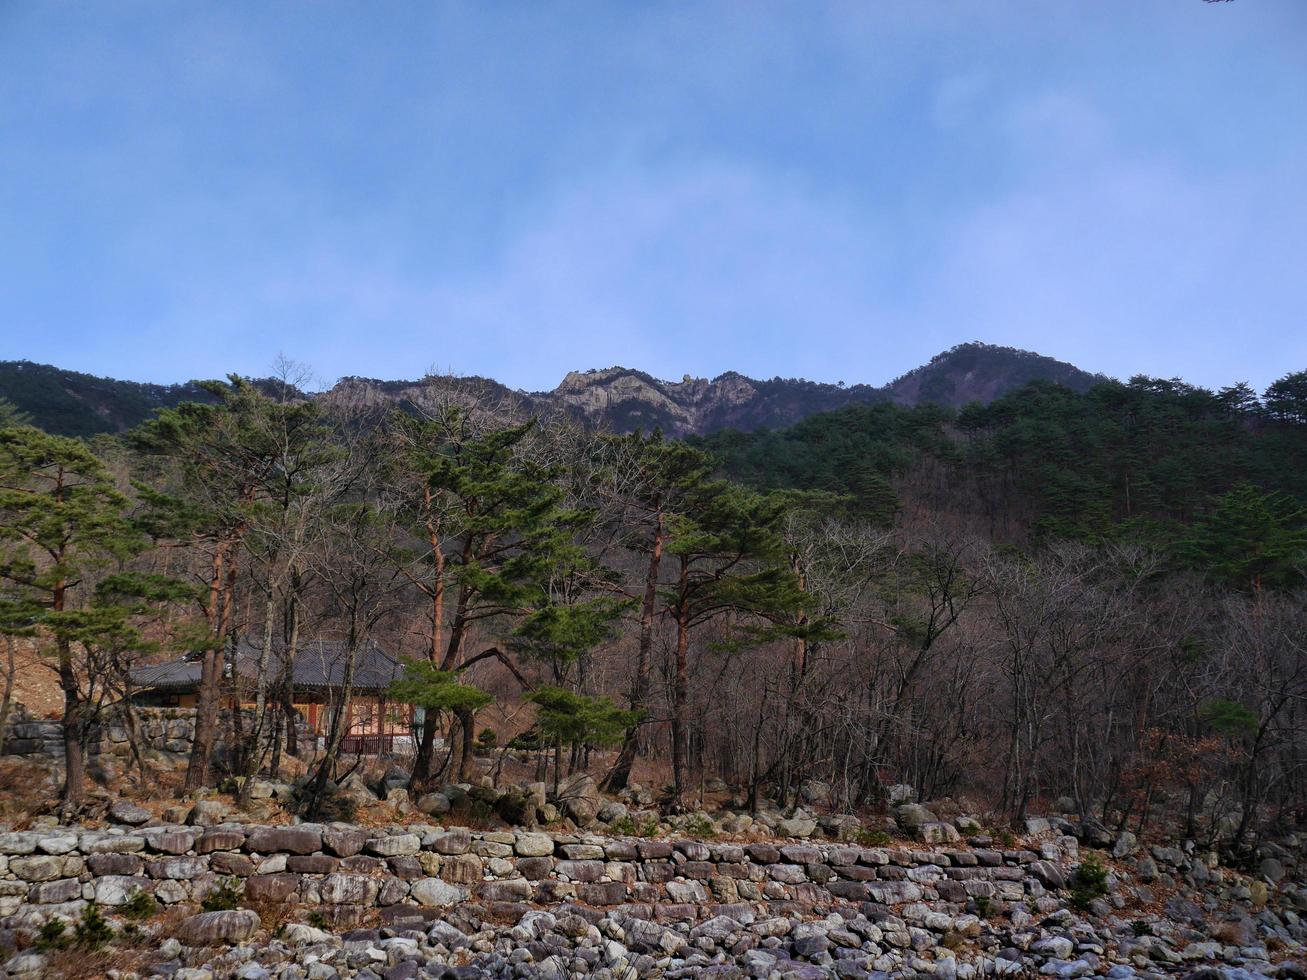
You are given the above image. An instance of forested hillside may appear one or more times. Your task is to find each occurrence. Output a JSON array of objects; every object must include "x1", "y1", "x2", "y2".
[
  {"x1": 1, "y1": 365, "x2": 1305, "y2": 845},
  {"x1": 697, "y1": 374, "x2": 1307, "y2": 550}
]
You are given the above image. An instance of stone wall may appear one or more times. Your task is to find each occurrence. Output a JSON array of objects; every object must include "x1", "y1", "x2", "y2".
[
  {"x1": 0, "y1": 820, "x2": 1086, "y2": 933},
  {"x1": 1, "y1": 706, "x2": 310, "y2": 767}
]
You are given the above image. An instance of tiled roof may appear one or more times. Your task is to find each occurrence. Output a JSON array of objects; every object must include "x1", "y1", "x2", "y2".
[{"x1": 129, "y1": 637, "x2": 409, "y2": 695}]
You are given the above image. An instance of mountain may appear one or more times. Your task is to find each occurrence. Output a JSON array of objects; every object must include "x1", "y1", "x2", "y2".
[
  {"x1": 0, "y1": 361, "x2": 220, "y2": 438},
  {"x1": 0, "y1": 343, "x2": 1104, "y2": 437}
]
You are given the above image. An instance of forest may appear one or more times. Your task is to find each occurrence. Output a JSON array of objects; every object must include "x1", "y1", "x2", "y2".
[{"x1": 1, "y1": 365, "x2": 1305, "y2": 848}]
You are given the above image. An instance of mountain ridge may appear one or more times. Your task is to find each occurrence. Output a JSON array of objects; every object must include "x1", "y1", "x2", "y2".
[{"x1": 0, "y1": 342, "x2": 1105, "y2": 437}]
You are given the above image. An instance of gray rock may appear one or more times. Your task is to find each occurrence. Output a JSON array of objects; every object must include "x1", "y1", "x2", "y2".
[
  {"x1": 109, "y1": 800, "x2": 153, "y2": 825},
  {"x1": 177, "y1": 908, "x2": 261, "y2": 945},
  {"x1": 556, "y1": 773, "x2": 601, "y2": 825},
  {"x1": 187, "y1": 800, "x2": 229, "y2": 827},
  {"x1": 410, "y1": 878, "x2": 465, "y2": 906},
  {"x1": 1112, "y1": 831, "x2": 1139, "y2": 858},
  {"x1": 895, "y1": 804, "x2": 938, "y2": 830}
]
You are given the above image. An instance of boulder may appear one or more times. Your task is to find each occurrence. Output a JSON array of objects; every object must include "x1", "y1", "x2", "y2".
[
  {"x1": 245, "y1": 826, "x2": 322, "y2": 855},
  {"x1": 917, "y1": 821, "x2": 962, "y2": 844},
  {"x1": 416, "y1": 792, "x2": 452, "y2": 817},
  {"x1": 411, "y1": 878, "x2": 465, "y2": 907},
  {"x1": 1112, "y1": 831, "x2": 1139, "y2": 858},
  {"x1": 177, "y1": 909, "x2": 261, "y2": 945},
  {"x1": 556, "y1": 773, "x2": 601, "y2": 825},
  {"x1": 109, "y1": 800, "x2": 153, "y2": 826},
  {"x1": 894, "y1": 803, "x2": 938, "y2": 831},
  {"x1": 515, "y1": 833, "x2": 556, "y2": 857},
  {"x1": 776, "y1": 817, "x2": 817, "y2": 839},
  {"x1": 365, "y1": 833, "x2": 420, "y2": 857},
  {"x1": 186, "y1": 800, "x2": 228, "y2": 827}
]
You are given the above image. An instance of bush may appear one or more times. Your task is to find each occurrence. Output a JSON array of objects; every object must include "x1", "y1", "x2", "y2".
[
  {"x1": 72, "y1": 904, "x2": 114, "y2": 950},
  {"x1": 1131, "y1": 919, "x2": 1153, "y2": 937},
  {"x1": 35, "y1": 918, "x2": 68, "y2": 952},
  {"x1": 609, "y1": 813, "x2": 660, "y2": 837},
  {"x1": 683, "y1": 813, "x2": 717, "y2": 838},
  {"x1": 855, "y1": 828, "x2": 892, "y2": 847},
  {"x1": 1070, "y1": 853, "x2": 1109, "y2": 911},
  {"x1": 122, "y1": 888, "x2": 159, "y2": 921},
  {"x1": 201, "y1": 878, "x2": 242, "y2": 912}
]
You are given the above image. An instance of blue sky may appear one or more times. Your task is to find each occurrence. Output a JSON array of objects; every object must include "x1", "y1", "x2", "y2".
[{"x1": 1, "y1": 2, "x2": 1304, "y2": 393}]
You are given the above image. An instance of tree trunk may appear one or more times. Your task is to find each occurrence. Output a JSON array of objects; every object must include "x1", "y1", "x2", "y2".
[
  {"x1": 603, "y1": 512, "x2": 663, "y2": 792},
  {"x1": 58, "y1": 644, "x2": 86, "y2": 808},
  {"x1": 671, "y1": 558, "x2": 690, "y2": 804},
  {"x1": 0, "y1": 635, "x2": 15, "y2": 756},
  {"x1": 305, "y1": 639, "x2": 360, "y2": 820},
  {"x1": 456, "y1": 707, "x2": 477, "y2": 782},
  {"x1": 185, "y1": 543, "x2": 231, "y2": 792}
]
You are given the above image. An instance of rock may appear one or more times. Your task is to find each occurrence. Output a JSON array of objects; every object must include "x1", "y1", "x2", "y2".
[
  {"x1": 415, "y1": 792, "x2": 452, "y2": 817},
  {"x1": 800, "y1": 780, "x2": 832, "y2": 805},
  {"x1": 36, "y1": 833, "x2": 78, "y2": 855},
  {"x1": 777, "y1": 817, "x2": 818, "y2": 838},
  {"x1": 93, "y1": 874, "x2": 152, "y2": 905},
  {"x1": 1030, "y1": 860, "x2": 1066, "y2": 889},
  {"x1": 320, "y1": 872, "x2": 380, "y2": 905},
  {"x1": 895, "y1": 803, "x2": 938, "y2": 830},
  {"x1": 1261, "y1": 857, "x2": 1286, "y2": 882},
  {"x1": 366, "y1": 833, "x2": 420, "y2": 857},
  {"x1": 245, "y1": 826, "x2": 322, "y2": 855},
  {"x1": 556, "y1": 773, "x2": 601, "y2": 825},
  {"x1": 917, "y1": 821, "x2": 961, "y2": 844},
  {"x1": 515, "y1": 833, "x2": 555, "y2": 857},
  {"x1": 597, "y1": 800, "x2": 629, "y2": 824},
  {"x1": 431, "y1": 829, "x2": 471, "y2": 855},
  {"x1": 411, "y1": 878, "x2": 465, "y2": 906},
  {"x1": 107, "y1": 800, "x2": 150, "y2": 825},
  {"x1": 1112, "y1": 831, "x2": 1139, "y2": 858},
  {"x1": 177, "y1": 908, "x2": 261, "y2": 945},
  {"x1": 4, "y1": 952, "x2": 47, "y2": 976},
  {"x1": 187, "y1": 800, "x2": 228, "y2": 827},
  {"x1": 322, "y1": 826, "x2": 369, "y2": 858},
  {"x1": 282, "y1": 923, "x2": 334, "y2": 944},
  {"x1": 384, "y1": 787, "x2": 412, "y2": 813},
  {"x1": 495, "y1": 791, "x2": 538, "y2": 826},
  {"x1": 10, "y1": 854, "x2": 66, "y2": 881}
]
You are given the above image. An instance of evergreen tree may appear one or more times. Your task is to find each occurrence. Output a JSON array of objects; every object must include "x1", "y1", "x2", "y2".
[
  {"x1": 393, "y1": 409, "x2": 596, "y2": 787},
  {"x1": 0, "y1": 426, "x2": 143, "y2": 805},
  {"x1": 662, "y1": 481, "x2": 807, "y2": 802}
]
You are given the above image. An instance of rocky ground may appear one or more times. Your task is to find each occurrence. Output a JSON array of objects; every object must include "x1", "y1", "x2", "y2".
[
  {"x1": 0, "y1": 767, "x2": 1302, "y2": 979},
  {"x1": 0, "y1": 818, "x2": 1302, "y2": 979}
]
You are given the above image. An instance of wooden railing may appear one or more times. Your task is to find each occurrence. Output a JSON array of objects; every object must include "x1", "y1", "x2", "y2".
[{"x1": 339, "y1": 733, "x2": 396, "y2": 755}]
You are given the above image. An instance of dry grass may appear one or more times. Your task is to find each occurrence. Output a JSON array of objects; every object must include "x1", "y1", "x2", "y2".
[{"x1": 41, "y1": 945, "x2": 152, "y2": 980}]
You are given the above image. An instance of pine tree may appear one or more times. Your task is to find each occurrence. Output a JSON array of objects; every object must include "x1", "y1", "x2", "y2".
[
  {"x1": 393, "y1": 409, "x2": 596, "y2": 787},
  {"x1": 131, "y1": 377, "x2": 292, "y2": 790},
  {"x1": 662, "y1": 481, "x2": 807, "y2": 803},
  {"x1": 0, "y1": 426, "x2": 143, "y2": 805}
]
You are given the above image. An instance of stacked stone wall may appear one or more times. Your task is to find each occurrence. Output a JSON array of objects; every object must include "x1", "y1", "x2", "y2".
[{"x1": 0, "y1": 821, "x2": 1088, "y2": 931}]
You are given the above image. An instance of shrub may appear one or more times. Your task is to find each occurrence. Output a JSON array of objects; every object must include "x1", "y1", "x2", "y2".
[
  {"x1": 610, "y1": 813, "x2": 660, "y2": 837},
  {"x1": 683, "y1": 813, "x2": 717, "y2": 838},
  {"x1": 72, "y1": 904, "x2": 114, "y2": 950},
  {"x1": 35, "y1": 918, "x2": 68, "y2": 952},
  {"x1": 855, "y1": 828, "x2": 892, "y2": 847},
  {"x1": 122, "y1": 888, "x2": 159, "y2": 921},
  {"x1": 201, "y1": 878, "x2": 242, "y2": 912},
  {"x1": 1131, "y1": 919, "x2": 1153, "y2": 937},
  {"x1": 1069, "y1": 853, "x2": 1110, "y2": 911}
]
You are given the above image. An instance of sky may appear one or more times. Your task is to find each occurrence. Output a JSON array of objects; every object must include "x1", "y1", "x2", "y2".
[{"x1": 1, "y1": 2, "x2": 1305, "y2": 394}]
